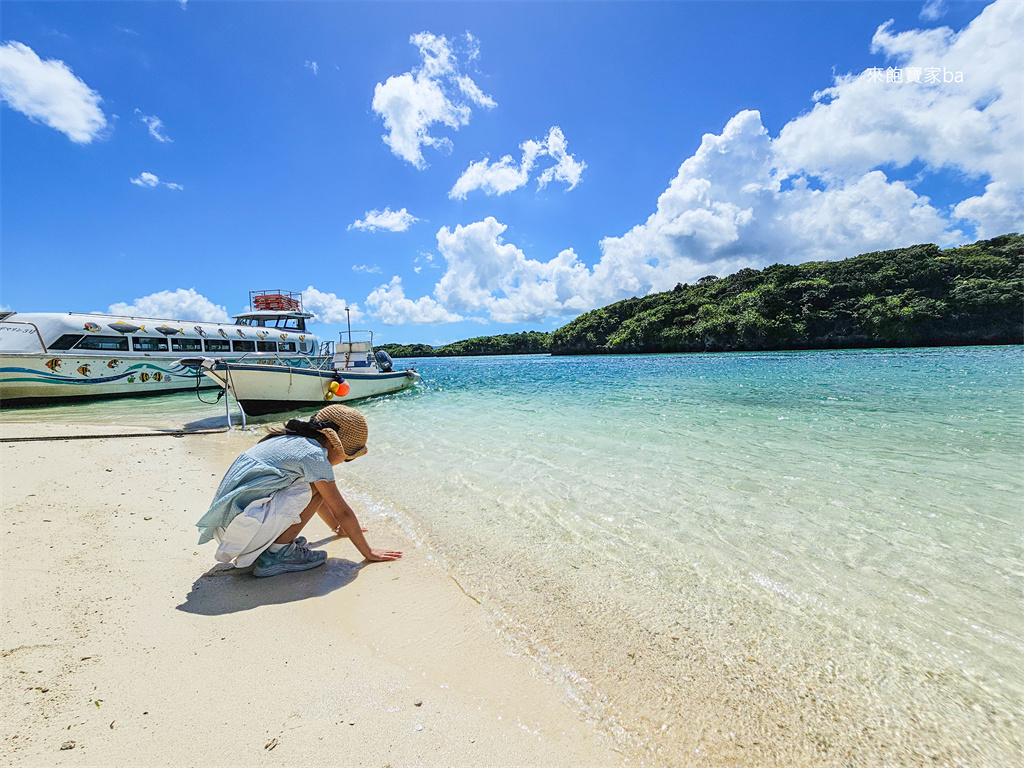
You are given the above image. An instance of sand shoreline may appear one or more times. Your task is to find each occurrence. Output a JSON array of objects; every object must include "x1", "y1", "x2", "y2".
[{"x1": 0, "y1": 422, "x2": 623, "y2": 767}]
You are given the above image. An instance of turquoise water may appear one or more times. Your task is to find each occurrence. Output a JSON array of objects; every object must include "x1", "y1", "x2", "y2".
[{"x1": 5, "y1": 346, "x2": 1022, "y2": 765}]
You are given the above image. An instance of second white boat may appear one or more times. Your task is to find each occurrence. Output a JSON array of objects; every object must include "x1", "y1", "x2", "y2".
[{"x1": 182, "y1": 331, "x2": 420, "y2": 416}]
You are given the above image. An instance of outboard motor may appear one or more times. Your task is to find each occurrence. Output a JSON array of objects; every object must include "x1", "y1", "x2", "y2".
[{"x1": 374, "y1": 349, "x2": 394, "y2": 372}]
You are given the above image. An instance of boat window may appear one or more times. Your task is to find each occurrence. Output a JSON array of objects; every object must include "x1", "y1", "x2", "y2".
[
  {"x1": 132, "y1": 337, "x2": 169, "y2": 352},
  {"x1": 171, "y1": 338, "x2": 203, "y2": 352},
  {"x1": 204, "y1": 339, "x2": 230, "y2": 352},
  {"x1": 77, "y1": 335, "x2": 129, "y2": 351},
  {"x1": 232, "y1": 340, "x2": 256, "y2": 352},
  {"x1": 278, "y1": 341, "x2": 296, "y2": 352},
  {"x1": 49, "y1": 334, "x2": 85, "y2": 350},
  {"x1": 271, "y1": 317, "x2": 305, "y2": 331},
  {"x1": 257, "y1": 341, "x2": 277, "y2": 352}
]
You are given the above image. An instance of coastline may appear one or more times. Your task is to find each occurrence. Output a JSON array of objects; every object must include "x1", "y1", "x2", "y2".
[{"x1": 0, "y1": 422, "x2": 623, "y2": 767}]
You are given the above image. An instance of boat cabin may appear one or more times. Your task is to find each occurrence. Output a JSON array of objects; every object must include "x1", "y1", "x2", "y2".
[{"x1": 233, "y1": 290, "x2": 313, "y2": 333}]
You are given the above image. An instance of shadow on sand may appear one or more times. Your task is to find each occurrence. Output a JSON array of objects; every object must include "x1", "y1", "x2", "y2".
[{"x1": 176, "y1": 557, "x2": 363, "y2": 615}]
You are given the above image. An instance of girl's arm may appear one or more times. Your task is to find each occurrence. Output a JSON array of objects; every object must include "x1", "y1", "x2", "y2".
[{"x1": 312, "y1": 480, "x2": 402, "y2": 562}]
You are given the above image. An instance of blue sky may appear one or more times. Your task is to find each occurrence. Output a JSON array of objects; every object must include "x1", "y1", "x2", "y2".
[{"x1": 2, "y1": 0, "x2": 1020, "y2": 345}]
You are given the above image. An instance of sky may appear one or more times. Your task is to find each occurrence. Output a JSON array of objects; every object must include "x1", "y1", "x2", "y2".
[{"x1": 2, "y1": 0, "x2": 1021, "y2": 346}]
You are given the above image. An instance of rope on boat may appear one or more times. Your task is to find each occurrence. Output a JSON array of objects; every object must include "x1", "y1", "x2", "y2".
[{"x1": 0, "y1": 428, "x2": 232, "y2": 443}]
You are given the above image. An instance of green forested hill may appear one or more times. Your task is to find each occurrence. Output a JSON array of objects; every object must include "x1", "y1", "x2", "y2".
[
  {"x1": 378, "y1": 331, "x2": 550, "y2": 358},
  {"x1": 549, "y1": 234, "x2": 1023, "y2": 355}
]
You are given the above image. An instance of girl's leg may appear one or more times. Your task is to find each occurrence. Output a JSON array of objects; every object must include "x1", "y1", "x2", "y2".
[{"x1": 274, "y1": 487, "x2": 325, "y2": 544}]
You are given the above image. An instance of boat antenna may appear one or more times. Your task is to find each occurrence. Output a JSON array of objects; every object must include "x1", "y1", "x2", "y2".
[{"x1": 346, "y1": 306, "x2": 352, "y2": 346}]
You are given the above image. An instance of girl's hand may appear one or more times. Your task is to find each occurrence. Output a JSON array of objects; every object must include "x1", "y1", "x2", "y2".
[{"x1": 365, "y1": 549, "x2": 403, "y2": 562}]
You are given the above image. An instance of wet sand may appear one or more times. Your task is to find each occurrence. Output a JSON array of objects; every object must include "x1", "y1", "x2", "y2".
[{"x1": 0, "y1": 422, "x2": 623, "y2": 767}]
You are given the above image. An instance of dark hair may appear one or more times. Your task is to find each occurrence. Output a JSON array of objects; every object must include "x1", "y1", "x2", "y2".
[{"x1": 259, "y1": 418, "x2": 331, "y2": 446}]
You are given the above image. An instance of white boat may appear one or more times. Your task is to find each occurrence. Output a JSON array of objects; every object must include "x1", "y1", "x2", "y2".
[
  {"x1": 182, "y1": 331, "x2": 420, "y2": 416},
  {"x1": 0, "y1": 290, "x2": 326, "y2": 406}
]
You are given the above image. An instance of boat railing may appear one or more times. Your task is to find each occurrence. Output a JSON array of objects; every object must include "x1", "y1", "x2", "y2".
[
  {"x1": 233, "y1": 350, "x2": 335, "y2": 371},
  {"x1": 0, "y1": 320, "x2": 49, "y2": 353}
]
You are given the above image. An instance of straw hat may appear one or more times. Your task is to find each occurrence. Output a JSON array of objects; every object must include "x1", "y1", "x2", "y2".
[{"x1": 311, "y1": 404, "x2": 368, "y2": 461}]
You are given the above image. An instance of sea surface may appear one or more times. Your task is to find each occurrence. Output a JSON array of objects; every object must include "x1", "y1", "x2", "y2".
[{"x1": 5, "y1": 346, "x2": 1022, "y2": 766}]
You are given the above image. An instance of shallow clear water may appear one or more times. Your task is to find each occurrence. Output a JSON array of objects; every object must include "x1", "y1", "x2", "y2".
[{"x1": 6, "y1": 346, "x2": 1022, "y2": 765}]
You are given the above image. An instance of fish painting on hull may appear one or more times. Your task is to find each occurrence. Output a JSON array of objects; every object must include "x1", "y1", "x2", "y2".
[
  {"x1": 77, "y1": 364, "x2": 91, "y2": 376},
  {"x1": 279, "y1": 334, "x2": 288, "y2": 341},
  {"x1": 217, "y1": 329, "x2": 229, "y2": 339},
  {"x1": 107, "y1": 359, "x2": 121, "y2": 369},
  {"x1": 152, "y1": 372, "x2": 164, "y2": 382},
  {"x1": 156, "y1": 325, "x2": 183, "y2": 336},
  {"x1": 194, "y1": 326, "x2": 207, "y2": 338},
  {"x1": 140, "y1": 372, "x2": 150, "y2": 382},
  {"x1": 108, "y1": 321, "x2": 146, "y2": 335},
  {"x1": 83, "y1": 322, "x2": 101, "y2": 333},
  {"x1": 235, "y1": 329, "x2": 247, "y2": 339},
  {"x1": 256, "y1": 331, "x2": 268, "y2": 340},
  {"x1": 45, "y1": 358, "x2": 61, "y2": 372}
]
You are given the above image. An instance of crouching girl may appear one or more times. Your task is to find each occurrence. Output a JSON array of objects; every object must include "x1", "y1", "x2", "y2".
[{"x1": 195, "y1": 404, "x2": 402, "y2": 577}]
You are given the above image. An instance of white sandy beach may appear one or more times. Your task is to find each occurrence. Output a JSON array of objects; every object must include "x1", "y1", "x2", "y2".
[{"x1": 0, "y1": 422, "x2": 624, "y2": 767}]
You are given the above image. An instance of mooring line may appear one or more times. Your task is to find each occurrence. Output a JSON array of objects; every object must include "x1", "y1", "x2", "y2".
[{"x1": 0, "y1": 428, "x2": 230, "y2": 443}]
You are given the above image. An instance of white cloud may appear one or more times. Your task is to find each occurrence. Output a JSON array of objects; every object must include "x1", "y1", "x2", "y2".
[
  {"x1": 371, "y1": 32, "x2": 495, "y2": 168},
  {"x1": 413, "y1": 251, "x2": 439, "y2": 274},
  {"x1": 920, "y1": 0, "x2": 946, "y2": 21},
  {"x1": 593, "y1": 109, "x2": 960, "y2": 298},
  {"x1": 305, "y1": 60, "x2": 318, "y2": 76},
  {"x1": 108, "y1": 289, "x2": 229, "y2": 322},
  {"x1": 537, "y1": 127, "x2": 586, "y2": 191},
  {"x1": 450, "y1": 126, "x2": 585, "y2": 199},
  {"x1": 363, "y1": 2, "x2": 1021, "y2": 327},
  {"x1": 131, "y1": 172, "x2": 160, "y2": 188},
  {"x1": 130, "y1": 171, "x2": 183, "y2": 190},
  {"x1": 364, "y1": 276, "x2": 463, "y2": 324},
  {"x1": 301, "y1": 286, "x2": 363, "y2": 324},
  {"x1": 134, "y1": 109, "x2": 172, "y2": 142},
  {"x1": 0, "y1": 41, "x2": 107, "y2": 143},
  {"x1": 348, "y1": 207, "x2": 420, "y2": 232},
  {"x1": 352, "y1": 264, "x2": 381, "y2": 274},
  {"x1": 433, "y1": 218, "x2": 593, "y2": 323},
  {"x1": 773, "y1": 0, "x2": 1022, "y2": 207}
]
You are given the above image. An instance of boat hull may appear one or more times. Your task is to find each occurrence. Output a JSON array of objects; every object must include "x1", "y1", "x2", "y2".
[
  {"x1": 0, "y1": 353, "x2": 210, "y2": 406},
  {"x1": 200, "y1": 363, "x2": 420, "y2": 415}
]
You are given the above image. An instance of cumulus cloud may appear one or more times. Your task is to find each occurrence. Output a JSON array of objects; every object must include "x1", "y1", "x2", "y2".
[
  {"x1": 773, "y1": 0, "x2": 1022, "y2": 234},
  {"x1": 372, "y1": 32, "x2": 495, "y2": 168},
  {"x1": 449, "y1": 126, "x2": 586, "y2": 199},
  {"x1": 134, "y1": 109, "x2": 172, "y2": 142},
  {"x1": 0, "y1": 41, "x2": 107, "y2": 143},
  {"x1": 360, "y1": 2, "x2": 1021, "y2": 326},
  {"x1": 130, "y1": 171, "x2": 183, "y2": 190},
  {"x1": 301, "y1": 286, "x2": 363, "y2": 324},
  {"x1": 348, "y1": 207, "x2": 420, "y2": 232},
  {"x1": 108, "y1": 289, "x2": 229, "y2": 322},
  {"x1": 364, "y1": 276, "x2": 463, "y2": 324}
]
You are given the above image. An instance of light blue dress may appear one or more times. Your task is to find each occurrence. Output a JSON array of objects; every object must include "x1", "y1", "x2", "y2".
[{"x1": 196, "y1": 436, "x2": 336, "y2": 545}]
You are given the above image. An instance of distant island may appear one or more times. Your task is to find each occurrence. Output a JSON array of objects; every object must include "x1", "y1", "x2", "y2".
[
  {"x1": 378, "y1": 331, "x2": 551, "y2": 358},
  {"x1": 378, "y1": 234, "x2": 1022, "y2": 358}
]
